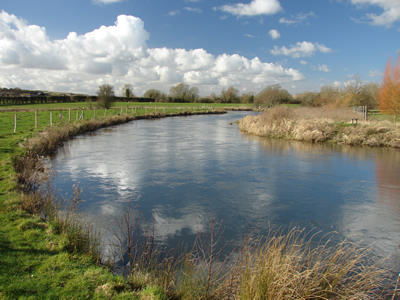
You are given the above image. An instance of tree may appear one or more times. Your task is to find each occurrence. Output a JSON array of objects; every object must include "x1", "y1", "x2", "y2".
[
  {"x1": 220, "y1": 86, "x2": 240, "y2": 103},
  {"x1": 144, "y1": 89, "x2": 167, "y2": 102},
  {"x1": 378, "y1": 54, "x2": 400, "y2": 120},
  {"x1": 240, "y1": 91, "x2": 255, "y2": 104},
  {"x1": 341, "y1": 76, "x2": 378, "y2": 108},
  {"x1": 314, "y1": 85, "x2": 340, "y2": 107},
  {"x1": 97, "y1": 84, "x2": 115, "y2": 109},
  {"x1": 254, "y1": 85, "x2": 292, "y2": 107},
  {"x1": 169, "y1": 83, "x2": 199, "y2": 103},
  {"x1": 122, "y1": 84, "x2": 134, "y2": 98},
  {"x1": 296, "y1": 91, "x2": 319, "y2": 106}
]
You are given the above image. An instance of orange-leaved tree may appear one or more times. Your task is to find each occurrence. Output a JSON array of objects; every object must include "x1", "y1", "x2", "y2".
[{"x1": 378, "y1": 54, "x2": 400, "y2": 121}]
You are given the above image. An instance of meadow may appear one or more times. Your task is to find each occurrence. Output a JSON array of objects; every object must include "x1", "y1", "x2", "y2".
[{"x1": 0, "y1": 101, "x2": 398, "y2": 299}]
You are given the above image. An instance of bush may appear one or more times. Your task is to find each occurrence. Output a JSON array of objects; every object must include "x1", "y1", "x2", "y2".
[{"x1": 97, "y1": 84, "x2": 115, "y2": 109}]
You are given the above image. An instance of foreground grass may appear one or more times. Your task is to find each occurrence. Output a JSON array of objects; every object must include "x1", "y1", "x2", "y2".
[
  {"x1": 0, "y1": 102, "x2": 398, "y2": 298},
  {"x1": 238, "y1": 107, "x2": 400, "y2": 148}
]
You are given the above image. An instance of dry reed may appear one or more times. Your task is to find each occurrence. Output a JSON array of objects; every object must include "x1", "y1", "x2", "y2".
[{"x1": 238, "y1": 107, "x2": 400, "y2": 148}]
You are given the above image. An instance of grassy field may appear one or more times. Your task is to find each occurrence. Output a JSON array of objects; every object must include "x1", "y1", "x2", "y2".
[{"x1": 0, "y1": 102, "x2": 398, "y2": 299}]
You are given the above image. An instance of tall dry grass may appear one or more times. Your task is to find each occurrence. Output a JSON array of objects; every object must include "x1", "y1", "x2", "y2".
[
  {"x1": 238, "y1": 107, "x2": 400, "y2": 148},
  {"x1": 171, "y1": 226, "x2": 394, "y2": 299},
  {"x1": 234, "y1": 228, "x2": 390, "y2": 299}
]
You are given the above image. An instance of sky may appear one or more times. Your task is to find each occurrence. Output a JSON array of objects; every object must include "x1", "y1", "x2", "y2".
[{"x1": 0, "y1": 0, "x2": 399, "y2": 97}]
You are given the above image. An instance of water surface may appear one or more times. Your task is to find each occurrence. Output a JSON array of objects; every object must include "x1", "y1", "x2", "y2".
[{"x1": 48, "y1": 111, "x2": 400, "y2": 266}]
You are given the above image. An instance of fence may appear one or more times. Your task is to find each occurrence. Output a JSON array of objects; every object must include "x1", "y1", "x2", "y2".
[
  {"x1": 351, "y1": 106, "x2": 368, "y2": 121},
  {"x1": 7, "y1": 105, "x2": 217, "y2": 134},
  {"x1": 0, "y1": 96, "x2": 155, "y2": 105}
]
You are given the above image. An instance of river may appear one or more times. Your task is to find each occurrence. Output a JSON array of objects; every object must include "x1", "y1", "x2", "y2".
[{"x1": 47, "y1": 111, "x2": 400, "y2": 269}]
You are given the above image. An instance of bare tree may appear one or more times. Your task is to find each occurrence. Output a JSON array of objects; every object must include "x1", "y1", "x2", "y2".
[
  {"x1": 97, "y1": 84, "x2": 115, "y2": 109},
  {"x1": 255, "y1": 84, "x2": 292, "y2": 107},
  {"x1": 144, "y1": 89, "x2": 168, "y2": 102},
  {"x1": 220, "y1": 86, "x2": 240, "y2": 103},
  {"x1": 169, "y1": 83, "x2": 199, "y2": 103}
]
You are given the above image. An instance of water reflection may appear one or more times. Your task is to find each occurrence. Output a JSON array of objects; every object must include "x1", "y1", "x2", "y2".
[{"x1": 48, "y1": 112, "x2": 400, "y2": 267}]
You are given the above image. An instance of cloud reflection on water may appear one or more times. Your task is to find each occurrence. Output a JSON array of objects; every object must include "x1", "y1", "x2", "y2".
[{"x1": 48, "y1": 112, "x2": 400, "y2": 266}]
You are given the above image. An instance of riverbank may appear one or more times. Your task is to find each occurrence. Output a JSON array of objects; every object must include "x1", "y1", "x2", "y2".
[
  {"x1": 0, "y1": 107, "x2": 227, "y2": 299},
  {"x1": 1, "y1": 106, "x2": 398, "y2": 298},
  {"x1": 238, "y1": 107, "x2": 400, "y2": 148}
]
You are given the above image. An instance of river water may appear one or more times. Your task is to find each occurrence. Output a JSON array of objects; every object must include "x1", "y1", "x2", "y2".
[{"x1": 47, "y1": 111, "x2": 400, "y2": 268}]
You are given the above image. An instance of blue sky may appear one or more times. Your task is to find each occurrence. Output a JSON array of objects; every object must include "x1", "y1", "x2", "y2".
[{"x1": 0, "y1": 0, "x2": 399, "y2": 96}]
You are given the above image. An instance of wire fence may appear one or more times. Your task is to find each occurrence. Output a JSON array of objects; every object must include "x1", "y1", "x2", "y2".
[{"x1": 2, "y1": 105, "x2": 217, "y2": 134}]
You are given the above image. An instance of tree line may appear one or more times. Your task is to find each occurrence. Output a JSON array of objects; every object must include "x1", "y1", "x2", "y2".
[
  {"x1": 120, "y1": 79, "x2": 381, "y2": 109},
  {"x1": 3, "y1": 53, "x2": 400, "y2": 119}
]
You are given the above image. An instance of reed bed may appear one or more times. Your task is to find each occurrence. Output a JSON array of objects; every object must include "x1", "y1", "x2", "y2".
[{"x1": 238, "y1": 107, "x2": 400, "y2": 148}]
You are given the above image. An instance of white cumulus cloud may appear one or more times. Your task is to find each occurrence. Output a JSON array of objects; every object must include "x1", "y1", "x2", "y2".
[
  {"x1": 0, "y1": 11, "x2": 304, "y2": 95},
  {"x1": 269, "y1": 29, "x2": 280, "y2": 39},
  {"x1": 271, "y1": 41, "x2": 333, "y2": 58},
  {"x1": 350, "y1": 0, "x2": 400, "y2": 27},
  {"x1": 217, "y1": 0, "x2": 282, "y2": 17}
]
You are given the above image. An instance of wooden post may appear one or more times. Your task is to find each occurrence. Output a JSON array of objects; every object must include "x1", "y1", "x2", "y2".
[
  {"x1": 104, "y1": 108, "x2": 107, "y2": 117},
  {"x1": 76, "y1": 110, "x2": 78, "y2": 121},
  {"x1": 35, "y1": 111, "x2": 38, "y2": 129},
  {"x1": 50, "y1": 112, "x2": 53, "y2": 126},
  {"x1": 93, "y1": 109, "x2": 96, "y2": 119},
  {"x1": 69, "y1": 109, "x2": 71, "y2": 122},
  {"x1": 14, "y1": 114, "x2": 16, "y2": 133}
]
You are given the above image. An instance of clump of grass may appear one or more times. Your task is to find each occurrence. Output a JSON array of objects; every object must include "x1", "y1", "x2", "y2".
[{"x1": 234, "y1": 228, "x2": 391, "y2": 299}]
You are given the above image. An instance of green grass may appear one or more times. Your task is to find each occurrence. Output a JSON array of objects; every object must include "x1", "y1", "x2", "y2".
[{"x1": 0, "y1": 102, "x2": 231, "y2": 299}]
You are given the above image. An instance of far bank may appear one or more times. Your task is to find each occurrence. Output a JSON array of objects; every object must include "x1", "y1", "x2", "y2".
[{"x1": 238, "y1": 107, "x2": 400, "y2": 148}]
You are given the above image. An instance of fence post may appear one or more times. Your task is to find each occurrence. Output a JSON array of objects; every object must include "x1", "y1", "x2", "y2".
[
  {"x1": 14, "y1": 114, "x2": 16, "y2": 133},
  {"x1": 69, "y1": 109, "x2": 71, "y2": 122},
  {"x1": 35, "y1": 111, "x2": 38, "y2": 129},
  {"x1": 50, "y1": 112, "x2": 53, "y2": 126}
]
